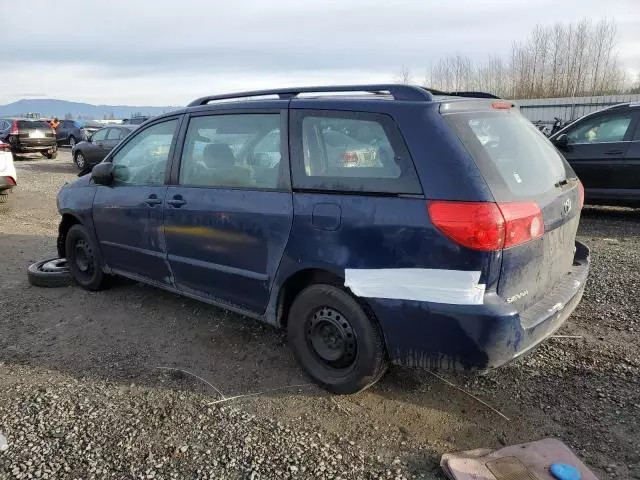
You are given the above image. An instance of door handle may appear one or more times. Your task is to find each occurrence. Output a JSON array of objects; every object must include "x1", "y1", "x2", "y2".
[
  {"x1": 144, "y1": 194, "x2": 163, "y2": 206},
  {"x1": 167, "y1": 196, "x2": 186, "y2": 207},
  {"x1": 604, "y1": 149, "x2": 624, "y2": 155}
]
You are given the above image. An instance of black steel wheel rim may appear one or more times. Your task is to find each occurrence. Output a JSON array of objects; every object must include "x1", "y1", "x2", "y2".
[
  {"x1": 306, "y1": 307, "x2": 357, "y2": 369},
  {"x1": 73, "y1": 239, "x2": 95, "y2": 278}
]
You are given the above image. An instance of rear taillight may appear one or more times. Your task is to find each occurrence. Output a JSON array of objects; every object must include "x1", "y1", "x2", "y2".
[
  {"x1": 9, "y1": 120, "x2": 19, "y2": 135},
  {"x1": 428, "y1": 201, "x2": 544, "y2": 251},
  {"x1": 342, "y1": 151, "x2": 358, "y2": 166},
  {"x1": 499, "y1": 202, "x2": 544, "y2": 248},
  {"x1": 0, "y1": 143, "x2": 10, "y2": 152},
  {"x1": 577, "y1": 181, "x2": 584, "y2": 209},
  {"x1": 3, "y1": 177, "x2": 16, "y2": 186}
]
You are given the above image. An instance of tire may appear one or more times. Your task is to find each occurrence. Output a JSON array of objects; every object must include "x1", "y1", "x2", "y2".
[
  {"x1": 74, "y1": 151, "x2": 86, "y2": 169},
  {"x1": 65, "y1": 224, "x2": 108, "y2": 291},
  {"x1": 27, "y1": 258, "x2": 73, "y2": 288},
  {"x1": 68, "y1": 136, "x2": 77, "y2": 148},
  {"x1": 0, "y1": 192, "x2": 8, "y2": 204},
  {"x1": 287, "y1": 284, "x2": 388, "y2": 394}
]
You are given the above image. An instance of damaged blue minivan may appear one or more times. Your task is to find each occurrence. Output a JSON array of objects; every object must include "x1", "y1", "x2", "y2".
[{"x1": 56, "y1": 85, "x2": 590, "y2": 393}]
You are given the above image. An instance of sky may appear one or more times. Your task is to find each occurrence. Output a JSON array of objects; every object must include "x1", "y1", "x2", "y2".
[{"x1": 1, "y1": 0, "x2": 639, "y2": 106}]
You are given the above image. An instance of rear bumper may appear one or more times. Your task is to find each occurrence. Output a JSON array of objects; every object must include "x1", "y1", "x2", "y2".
[
  {"x1": 9, "y1": 136, "x2": 57, "y2": 152},
  {"x1": 370, "y1": 241, "x2": 590, "y2": 371}
]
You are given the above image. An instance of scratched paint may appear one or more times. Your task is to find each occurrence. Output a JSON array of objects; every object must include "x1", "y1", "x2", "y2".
[{"x1": 162, "y1": 225, "x2": 258, "y2": 244}]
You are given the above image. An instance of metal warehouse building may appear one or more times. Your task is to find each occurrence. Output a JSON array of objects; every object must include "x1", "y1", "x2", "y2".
[{"x1": 515, "y1": 94, "x2": 640, "y2": 125}]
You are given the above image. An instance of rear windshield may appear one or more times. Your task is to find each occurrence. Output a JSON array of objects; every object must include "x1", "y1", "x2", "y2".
[
  {"x1": 443, "y1": 111, "x2": 574, "y2": 200},
  {"x1": 17, "y1": 120, "x2": 51, "y2": 130}
]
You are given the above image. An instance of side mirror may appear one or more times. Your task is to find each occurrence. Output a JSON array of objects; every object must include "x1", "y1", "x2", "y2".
[
  {"x1": 91, "y1": 162, "x2": 114, "y2": 185},
  {"x1": 553, "y1": 133, "x2": 569, "y2": 149}
]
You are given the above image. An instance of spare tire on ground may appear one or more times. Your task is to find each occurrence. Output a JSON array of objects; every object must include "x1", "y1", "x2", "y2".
[{"x1": 27, "y1": 258, "x2": 73, "y2": 288}]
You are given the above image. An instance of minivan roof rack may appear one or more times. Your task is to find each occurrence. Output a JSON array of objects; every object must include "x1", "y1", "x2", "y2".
[
  {"x1": 423, "y1": 88, "x2": 501, "y2": 99},
  {"x1": 188, "y1": 84, "x2": 434, "y2": 106}
]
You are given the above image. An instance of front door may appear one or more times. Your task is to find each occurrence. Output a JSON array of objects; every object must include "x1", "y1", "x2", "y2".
[
  {"x1": 86, "y1": 128, "x2": 109, "y2": 165},
  {"x1": 626, "y1": 121, "x2": 640, "y2": 198},
  {"x1": 104, "y1": 127, "x2": 125, "y2": 154},
  {"x1": 560, "y1": 111, "x2": 637, "y2": 196},
  {"x1": 92, "y1": 118, "x2": 180, "y2": 284},
  {"x1": 163, "y1": 111, "x2": 293, "y2": 314}
]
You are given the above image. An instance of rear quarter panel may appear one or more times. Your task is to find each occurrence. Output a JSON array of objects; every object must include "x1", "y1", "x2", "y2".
[
  {"x1": 392, "y1": 104, "x2": 495, "y2": 202},
  {"x1": 274, "y1": 193, "x2": 503, "y2": 329}
]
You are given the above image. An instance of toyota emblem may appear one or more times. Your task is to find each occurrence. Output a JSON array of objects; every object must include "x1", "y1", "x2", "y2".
[{"x1": 562, "y1": 198, "x2": 572, "y2": 216}]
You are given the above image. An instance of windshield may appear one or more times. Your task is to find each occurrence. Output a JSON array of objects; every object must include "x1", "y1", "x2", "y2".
[{"x1": 443, "y1": 111, "x2": 574, "y2": 200}]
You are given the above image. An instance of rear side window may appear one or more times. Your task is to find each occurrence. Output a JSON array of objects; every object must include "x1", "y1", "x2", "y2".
[
  {"x1": 443, "y1": 111, "x2": 573, "y2": 200},
  {"x1": 291, "y1": 110, "x2": 422, "y2": 194}
]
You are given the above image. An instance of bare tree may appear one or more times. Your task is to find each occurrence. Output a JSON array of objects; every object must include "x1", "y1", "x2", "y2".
[
  {"x1": 396, "y1": 66, "x2": 412, "y2": 85},
  {"x1": 420, "y1": 18, "x2": 628, "y2": 99}
]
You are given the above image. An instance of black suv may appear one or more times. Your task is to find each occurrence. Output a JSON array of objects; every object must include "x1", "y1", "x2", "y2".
[
  {"x1": 54, "y1": 120, "x2": 103, "y2": 148},
  {"x1": 0, "y1": 118, "x2": 58, "y2": 158},
  {"x1": 551, "y1": 102, "x2": 640, "y2": 206}
]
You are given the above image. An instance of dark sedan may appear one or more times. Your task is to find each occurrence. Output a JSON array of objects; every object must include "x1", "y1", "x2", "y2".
[{"x1": 71, "y1": 125, "x2": 137, "y2": 170}]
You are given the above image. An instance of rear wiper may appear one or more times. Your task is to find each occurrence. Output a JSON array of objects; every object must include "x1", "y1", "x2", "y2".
[{"x1": 554, "y1": 179, "x2": 568, "y2": 188}]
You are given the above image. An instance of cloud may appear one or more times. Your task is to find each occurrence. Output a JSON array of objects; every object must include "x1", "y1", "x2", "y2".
[{"x1": 1, "y1": 0, "x2": 639, "y2": 104}]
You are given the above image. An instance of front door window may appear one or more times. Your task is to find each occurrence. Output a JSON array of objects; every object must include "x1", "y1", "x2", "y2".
[{"x1": 110, "y1": 119, "x2": 177, "y2": 185}]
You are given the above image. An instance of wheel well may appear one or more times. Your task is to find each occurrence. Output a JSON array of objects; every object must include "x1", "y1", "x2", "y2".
[
  {"x1": 57, "y1": 214, "x2": 80, "y2": 258},
  {"x1": 276, "y1": 268, "x2": 344, "y2": 328}
]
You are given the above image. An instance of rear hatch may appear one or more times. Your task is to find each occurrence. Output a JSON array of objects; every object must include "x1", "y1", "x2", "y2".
[
  {"x1": 17, "y1": 120, "x2": 56, "y2": 146},
  {"x1": 442, "y1": 102, "x2": 582, "y2": 311}
]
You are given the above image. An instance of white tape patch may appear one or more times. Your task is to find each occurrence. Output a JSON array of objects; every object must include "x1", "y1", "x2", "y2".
[{"x1": 344, "y1": 269, "x2": 485, "y2": 305}]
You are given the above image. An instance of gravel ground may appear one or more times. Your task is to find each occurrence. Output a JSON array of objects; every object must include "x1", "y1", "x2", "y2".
[{"x1": 0, "y1": 153, "x2": 639, "y2": 479}]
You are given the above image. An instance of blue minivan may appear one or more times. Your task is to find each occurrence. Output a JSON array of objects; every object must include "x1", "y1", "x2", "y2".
[{"x1": 56, "y1": 85, "x2": 590, "y2": 393}]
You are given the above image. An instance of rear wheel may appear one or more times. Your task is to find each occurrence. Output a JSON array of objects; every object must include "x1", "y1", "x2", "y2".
[
  {"x1": 0, "y1": 191, "x2": 9, "y2": 204},
  {"x1": 68, "y1": 136, "x2": 77, "y2": 148},
  {"x1": 65, "y1": 224, "x2": 108, "y2": 291},
  {"x1": 74, "y1": 151, "x2": 86, "y2": 169},
  {"x1": 287, "y1": 284, "x2": 388, "y2": 394}
]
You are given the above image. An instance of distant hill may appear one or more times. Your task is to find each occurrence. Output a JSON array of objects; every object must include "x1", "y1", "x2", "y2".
[{"x1": 0, "y1": 99, "x2": 179, "y2": 120}]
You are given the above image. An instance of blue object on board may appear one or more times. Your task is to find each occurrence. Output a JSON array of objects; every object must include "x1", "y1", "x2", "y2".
[{"x1": 550, "y1": 463, "x2": 581, "y2": 480}]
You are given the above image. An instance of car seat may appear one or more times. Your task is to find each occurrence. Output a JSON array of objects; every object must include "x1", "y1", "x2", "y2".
[{"x1": 199, "y1": 143, "x2": 251, "y2": 187}]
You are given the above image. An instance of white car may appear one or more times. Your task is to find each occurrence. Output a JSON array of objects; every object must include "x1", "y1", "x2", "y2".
[{"x1": 0, "y1": 142, "x2": 17, "y2": 203}]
